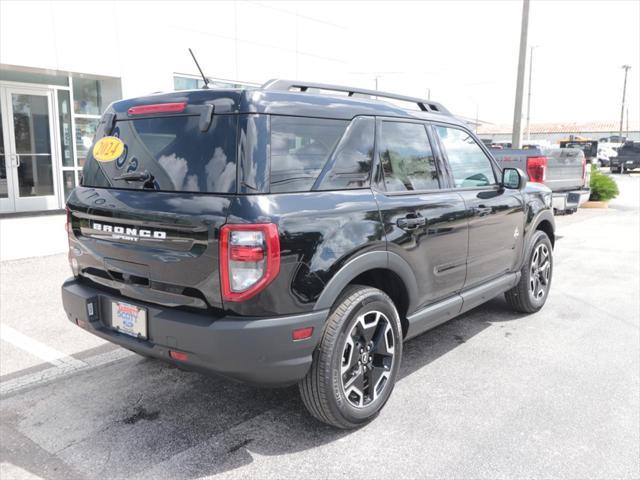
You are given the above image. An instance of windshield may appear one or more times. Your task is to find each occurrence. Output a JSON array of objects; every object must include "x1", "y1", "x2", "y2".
[{"x1": 82, "y1": 114, "x2": 237, "y2": 193}]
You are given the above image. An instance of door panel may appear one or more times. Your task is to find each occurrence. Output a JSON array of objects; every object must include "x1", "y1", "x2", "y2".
[
  {"x1": 376, "y1": 191, "x2": 469, "y2": 309},
  {"x1": 375, "y1": 118, "x2": 468, "y2": 312},
  {"x1": 457, "y1": 188, "x2": 524, "y2": 288},
  {"x1": 433, "y1": 124, "x2": 525, "y2": 288}
]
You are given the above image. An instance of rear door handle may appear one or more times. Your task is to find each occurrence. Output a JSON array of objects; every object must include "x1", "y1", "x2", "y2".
[{"x1": 397, "y1": 216, "x2": 426, "y2": 230}]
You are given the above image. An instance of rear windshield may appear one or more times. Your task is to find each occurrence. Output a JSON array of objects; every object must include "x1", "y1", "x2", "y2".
[{"x1": 82, "y1": 115, "x2": 237, "y2": 193}]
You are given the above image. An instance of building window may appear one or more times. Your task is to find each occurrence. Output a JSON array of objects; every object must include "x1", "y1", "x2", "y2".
[
  {"x1": 57, "y1": 90, "x2": 74, "y2": 168},
  {"x1": 173, "y1": 75, "x2": 258, "y2": 91},
  {"x1": 174, "y1": 76, "x2": 205, "y2": 91},
  {"x1": 60, "y1": 74, "x2": 122, "y2": 196}
]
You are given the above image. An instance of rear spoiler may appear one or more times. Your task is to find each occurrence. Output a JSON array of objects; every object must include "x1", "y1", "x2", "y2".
[{"x1": 99, "y1": 103, "x2": 215, "y2": 136}]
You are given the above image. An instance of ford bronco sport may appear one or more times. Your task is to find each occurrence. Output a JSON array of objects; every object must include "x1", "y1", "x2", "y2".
[{"x1": 61, "y1": 79, "x2": 555, "y2": 429}]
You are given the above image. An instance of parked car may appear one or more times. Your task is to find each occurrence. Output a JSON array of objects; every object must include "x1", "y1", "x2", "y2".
[
  {"x1": 62, "y1": 80, "x2": 555, "y2": 429},
  {"x1": 610, "y1": 141, "x2": 640, "y2": 173},
  {"x1": 491, "y1": 146, "x2": 589, "y2": 214},
  {"x1": 597, "y1": 145, "x2": 618, "y2": 168}
]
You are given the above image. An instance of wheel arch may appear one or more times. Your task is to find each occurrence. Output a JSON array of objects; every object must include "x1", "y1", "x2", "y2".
[
  {"x1": 313, "y1": 251, "x2": 419, "y2": 336},
  {"x1": 526, "y1": 209, "x2": 555, "y2": 249},
  {"x1": 535, "y1": 218, "x2": 555, "y2": 247}
]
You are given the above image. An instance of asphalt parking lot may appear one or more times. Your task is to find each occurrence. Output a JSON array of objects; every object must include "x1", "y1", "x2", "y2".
[{"x1": 1, "y1": 174, "x2": 639, "y2": 480}]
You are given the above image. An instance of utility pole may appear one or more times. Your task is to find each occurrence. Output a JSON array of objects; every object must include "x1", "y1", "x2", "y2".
[
  {"x1": 525, "y1": 45, "x2": 538, "y2": 142},
  {"x1": 626, "y1": 107, "x2": 629, "y2": 138},
  {"x1": 511, "y1": 0, "x2": 530, "y2": 149},
  {"x1": 619, "y1": 65, "x2": 631, "y2": 140}
]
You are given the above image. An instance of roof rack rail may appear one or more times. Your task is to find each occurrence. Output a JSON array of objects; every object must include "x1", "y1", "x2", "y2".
[{"x1": 262, "y1": 79, "x2": 450, "y2": 115}]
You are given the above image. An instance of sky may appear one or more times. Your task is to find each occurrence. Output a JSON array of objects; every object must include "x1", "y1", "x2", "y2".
[{"x1": 284, "y1": 0, "x2": 640, "y2": 125}]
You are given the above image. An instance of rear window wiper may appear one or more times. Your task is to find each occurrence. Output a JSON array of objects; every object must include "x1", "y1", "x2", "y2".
[
  {"x1": 114, "y1": 170, "x2": 152, "y2": 182},
  {"x1": 113, "y1": 170, "x2": 158, "y2": 190}
]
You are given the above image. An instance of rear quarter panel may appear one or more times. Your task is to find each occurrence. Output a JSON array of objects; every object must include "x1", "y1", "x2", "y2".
[{"x1": 224, "y1": 190, "x2": 385, "y2": 316}]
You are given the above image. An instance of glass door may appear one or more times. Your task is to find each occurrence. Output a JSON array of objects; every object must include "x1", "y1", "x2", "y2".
[
  {"x1": 0, "y1": 86, "x2": 60, "y2": 213},
  {"x1": 0, "y1": 105, "x2": 16, "y2": 212}
]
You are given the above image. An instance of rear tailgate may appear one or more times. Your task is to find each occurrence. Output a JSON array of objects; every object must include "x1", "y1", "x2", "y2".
[
  {"x1": 68, "y1": 92, "x2": 240, "y2": 310},
  {"x1": 68, "y1": 188, "x2": 230, "y2": 309},
  {"x1": 543, "y1": 148, "x2": 586, "y2": 192}
]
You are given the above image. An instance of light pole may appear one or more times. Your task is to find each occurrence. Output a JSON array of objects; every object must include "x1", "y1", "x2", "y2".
[
  {"x1": 525, "y1": 45, "x2": 538, "y2": 142},
  {"x1": 511, "y1": 0, "x2": 530, "y2": 149},
  {"x1": 619, "y1": 65, "x2": 631, "y2": 140}
]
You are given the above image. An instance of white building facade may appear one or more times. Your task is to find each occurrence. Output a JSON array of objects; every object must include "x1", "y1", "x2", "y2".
[{"x1": 0, "y1": 1, "x2": 348, "y2": 213}]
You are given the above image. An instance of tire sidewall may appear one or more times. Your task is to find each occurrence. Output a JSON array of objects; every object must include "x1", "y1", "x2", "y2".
[{"x1": 328, "y1": 290, "x2": 402, "y2": 424}]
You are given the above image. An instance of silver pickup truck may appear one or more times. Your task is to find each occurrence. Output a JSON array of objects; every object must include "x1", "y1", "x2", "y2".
[{"x1": 490, "y1": 147, "x2": 590, "y2": 214}]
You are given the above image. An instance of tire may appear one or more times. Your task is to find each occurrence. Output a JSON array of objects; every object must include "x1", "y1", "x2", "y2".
[
  {"x1": 505, "y1": 231, "x2": 553, "y2": 313},
  {"x1": 299, "y1": 285, "x2": 402, "y2": 429}
]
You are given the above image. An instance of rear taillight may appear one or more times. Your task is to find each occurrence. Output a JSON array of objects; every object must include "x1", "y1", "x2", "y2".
[
  {"x1": 127, "y1": 102, "x2": 187, "y2": 116},
  {"x1": 526, "y1": 156, "x2": 547, "y2": 183},
  {"x1": 220, "y1": 224, "x2": 280, "y2": 302}
]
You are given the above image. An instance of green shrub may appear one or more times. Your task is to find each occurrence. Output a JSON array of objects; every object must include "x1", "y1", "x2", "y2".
[{"x1": 589, "y1": 166, "x2": 619, "y2": 201}]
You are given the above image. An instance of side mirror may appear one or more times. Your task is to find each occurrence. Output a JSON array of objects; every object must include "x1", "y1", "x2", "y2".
[{"x1": 502, "y1": 167, "x2": 526, "y2": 190}]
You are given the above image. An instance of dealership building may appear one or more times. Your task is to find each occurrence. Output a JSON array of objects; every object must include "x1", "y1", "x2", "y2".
[{"x1": 0, "y1": 1, "x2": 347, "y2": 214}]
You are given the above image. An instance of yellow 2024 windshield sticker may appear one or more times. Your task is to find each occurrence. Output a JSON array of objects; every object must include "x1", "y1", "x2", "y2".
[{"x1": 93, "y1": 136, "x2": 124, "y2": 162}]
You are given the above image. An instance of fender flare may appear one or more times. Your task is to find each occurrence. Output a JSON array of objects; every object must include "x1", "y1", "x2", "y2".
[
  {"x1": 527, "y1": 209, "x2": 555, "y2": 247},
  {"x1": 313, "y1": 251, "x2": 419, "y2": 313}
]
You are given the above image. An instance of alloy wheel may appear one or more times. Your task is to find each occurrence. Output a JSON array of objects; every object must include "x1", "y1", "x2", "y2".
[
  {"x1": 529, "y1": 243, "x2": 551, "y2": 300},
  {"x1": 340, "y1": 310, "x2": 396, "y2": 408}
]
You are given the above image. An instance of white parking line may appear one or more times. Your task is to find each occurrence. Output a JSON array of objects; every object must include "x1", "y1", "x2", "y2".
[
  {"x1": 0, "y1": 325, "x2": 86, "y2": 369},
  {"x1": 0, "y1": 347, "x2": 134, "y2": 396}
]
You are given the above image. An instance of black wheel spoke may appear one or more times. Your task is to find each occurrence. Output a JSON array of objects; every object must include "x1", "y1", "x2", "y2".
[
  {"x1": 371, "y1": 324, "x2": 392, "y2": 357},
  {"x1": 344, "y1": 366, "x2": 364, "y2": 391}
]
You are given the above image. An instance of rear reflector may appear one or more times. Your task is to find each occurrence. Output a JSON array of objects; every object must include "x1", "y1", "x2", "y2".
[
  {"x1": 292, "y1": 327, "x2": 314, "y2": 341},
  {"x1": 169, "y1": 350, "x2": 188, "y2": 361},
  {"x1": 127, "y1": 102, "x2": 187, "y2": 116}
]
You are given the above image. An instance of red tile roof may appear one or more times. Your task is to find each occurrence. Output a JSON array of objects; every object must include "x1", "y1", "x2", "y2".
[{"x1": 477, "y1": 120, "x2": 639, "y2": 135}]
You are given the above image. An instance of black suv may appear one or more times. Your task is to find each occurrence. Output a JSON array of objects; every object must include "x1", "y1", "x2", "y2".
[{"x1": 62, "y1": 80, "x2": 555, "y2": 429}]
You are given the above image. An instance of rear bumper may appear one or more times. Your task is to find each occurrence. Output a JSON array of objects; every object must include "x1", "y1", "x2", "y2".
[
  {"x1": 61, "y1": 278, "x2": 327, "y2": 386},
  {"x1": 552, "y1": 189, "x2": 590, "y2": 212}
]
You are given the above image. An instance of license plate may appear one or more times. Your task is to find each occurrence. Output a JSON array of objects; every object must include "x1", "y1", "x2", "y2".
[{"x1": 112, "y1": 301, "x2": 147, "y2": 339}]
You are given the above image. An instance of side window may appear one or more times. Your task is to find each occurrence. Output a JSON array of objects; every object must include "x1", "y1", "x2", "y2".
[
  {"x1": 435, "y1": 126, "x2": 497, "y2": 187},
  {"x1": 270, "y1": 116, "x2": 348, "y2": 193},
  {"x1": 317, "y1": 117, "x2": 374, "y2": 190},
  {"x1": 379, "y1": 121, "x2": 439, "y2": 192}
]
